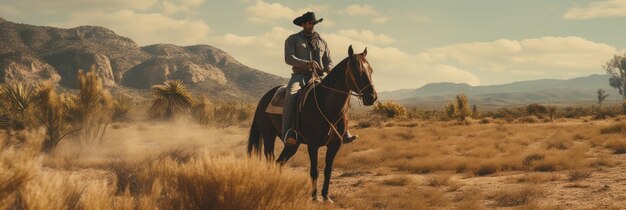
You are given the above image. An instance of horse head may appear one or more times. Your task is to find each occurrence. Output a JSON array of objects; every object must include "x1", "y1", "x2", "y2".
[{"x1": 347, "y1": 45, "x2": 378, "y2": 106}]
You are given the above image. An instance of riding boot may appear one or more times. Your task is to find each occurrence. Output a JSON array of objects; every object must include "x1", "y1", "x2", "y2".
[{"x1": 343, "y1": 130, "x2": 358, "y2": 144}]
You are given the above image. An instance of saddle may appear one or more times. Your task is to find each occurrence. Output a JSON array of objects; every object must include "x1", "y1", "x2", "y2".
[{"x1": 265, "y1": 78, "x2": 318, "y2": 115}]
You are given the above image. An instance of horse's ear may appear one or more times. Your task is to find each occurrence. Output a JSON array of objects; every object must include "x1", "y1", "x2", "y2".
[
  {"x1": 348, "y1": 45, "x2": 354, "y2": 56},
  {"x1": 362, "y1": 47, "x2": 367, "y2": 57}
]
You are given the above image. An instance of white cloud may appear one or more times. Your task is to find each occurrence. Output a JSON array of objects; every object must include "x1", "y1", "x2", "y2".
[
  {"x1": 372, "y1": 17, "x2": 389, "y2": 24},
  {"x1": 0, "y1": 0, "x2": 158, "y2": 14},
  {"x1": 51, "y1": 10, "x2": 211, "y2": 45},
  {"x1": 424, "y1": 36, "x2": 618, "y2": 72},
  {"x1": 245, "y1": 0, "x2": 298, "y2": 23},
  {"x1": 244, "y1": 0, "x2": 330, "y2": 24},
  {"x1": 563, "y1": 0, "x2": 626, "y2": 19},
  {"x1": 161, "y1": 0, "x2": 204, "y2": 15},
  {"x1": 344, "y1": 4, "x2": 379, "y2": 16},
  {"x1": 335, "y1": 29, "x2": 394, "y2": 45}
]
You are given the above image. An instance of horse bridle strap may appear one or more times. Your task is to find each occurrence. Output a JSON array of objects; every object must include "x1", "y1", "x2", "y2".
[{"x1": 314, "y1": 58, "x2": 373, "y2": 99}]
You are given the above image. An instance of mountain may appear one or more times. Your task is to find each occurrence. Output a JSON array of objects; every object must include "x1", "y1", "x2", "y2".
[
  {"x1": 0, "y1": 18, "x2": 287, "y2": 100},
  {"x1": 379, "y1": 74, "x2": 623, "y2": 108}
]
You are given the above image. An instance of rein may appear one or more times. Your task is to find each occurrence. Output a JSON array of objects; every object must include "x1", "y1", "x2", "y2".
[{"x1": 309, "y1": 57, "x2": 372, "y2": 144}]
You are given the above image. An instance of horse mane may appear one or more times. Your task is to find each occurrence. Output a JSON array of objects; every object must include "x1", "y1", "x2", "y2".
[{"x1": 321, "y1": 57, "x2": 350, "y2": 86}]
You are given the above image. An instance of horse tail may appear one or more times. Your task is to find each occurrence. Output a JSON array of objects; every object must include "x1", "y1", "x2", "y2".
[
  {"x1": 247, "y1": 85, "x2": 282, "y2": 157},
  {"x1": 247, "y1": 114, "x2": 262, "y2": 156}
]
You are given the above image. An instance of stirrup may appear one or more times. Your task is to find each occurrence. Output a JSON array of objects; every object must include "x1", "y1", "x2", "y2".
[{"x1": 284, "y1": 129, "x2": 298, "y2": 146}]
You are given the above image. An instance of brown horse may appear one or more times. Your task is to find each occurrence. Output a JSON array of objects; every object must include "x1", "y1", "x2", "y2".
[{"x1": 247, "y1": 45, "x2": 377, "y2": 202}]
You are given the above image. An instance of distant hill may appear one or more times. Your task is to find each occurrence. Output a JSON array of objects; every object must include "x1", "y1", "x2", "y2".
[
  {"x1": 379, "y1": 74, "x2": 623, "y2": 108},
  {"x1": 0, "y1": 18, "x2": 287, "y2": 101}
]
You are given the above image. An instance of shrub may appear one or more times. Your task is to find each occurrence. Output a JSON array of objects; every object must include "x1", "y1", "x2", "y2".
[
  {"x1": 212, "y1": 102, "x2": 254, "y2": 127},
  {"x1": 526, "y1": 104, "x2": 547, "y2": 118},
  {"x1": 76, "y1": 70, "x2": 114, "y2": 146},
  {"x1": 600, "y1": 122, "x2": 626, "y2": 134},
  {"x1": 30, "y1": 82, "x2": 75, "y2": 152},
  {"x1": 493, "y1": 185, "x2": 544, "y2": 207},
  {"x1": 371, "y1": 101, "x2": 407, "y2": 118},
  {"x1": 149, "y1": 80, "x2": 193, "y2": 120},
  {"x1": 192, "y1": 97, "x2": 214, "y2": 125},
  {"x1": 604, "y1": 139, "x2": 626, "y2": 154},
  {"x1": 567, "y1": 169, "x2": 592, "y2": 182},
  {"x1": 112, "y1": 95, "x2": 133, "y2": 122},
  {"x1": 522, "y1": 153, "x2": 545, "y2": 168},
  {"x1": 455, "y1": 94, "x2": 471, "y2": 121}
]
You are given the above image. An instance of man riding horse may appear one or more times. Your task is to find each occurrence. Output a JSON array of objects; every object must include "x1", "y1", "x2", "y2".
[{"x1": 283, "y1": 11, "x2": 358, "y2": 146}]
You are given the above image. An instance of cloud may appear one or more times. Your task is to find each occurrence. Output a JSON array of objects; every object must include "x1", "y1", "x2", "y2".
[
  {"x1": 343, "y1": 4, "x2": 379, "y2": 16},
  {"x1": 244, "y1": 0, "x2": 330, "y2": 24},
  {"x1": 563, "y1": 0, "x2": 626, "y2": 19},
  {"x1": 342, "y1": 4, "x2": 390, "y2": 24},
  {"x1": 50, "y1": 10, "x2": 211, "y2": 45},
  {"x1": 372, "y1": 17, "x2": 390, "y2": 24},
  {"x1": 161, "y1": 0, "x2": 204, "y2": 15},
  {"x1": 335, "y1": 29, "x2": 394, "y2": 45},
  {"x1": 424, "y1": 36, "x2": 618, "y2": 71},
  {"x1": 0, "y1": 0, "x2": 158, "y2": 14}
]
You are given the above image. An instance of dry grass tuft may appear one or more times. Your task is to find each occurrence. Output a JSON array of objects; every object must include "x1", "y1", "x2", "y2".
[
  {"x1": 604, "y1": 139, "x2": 626, "y2": 154},
  {"x1": 426, "y1": 174, "x2": 452, "y2": 187},
  {"x1": 567, "y1": 169, "x2": 592, "y2": 182},
  {"x1": 493, "y1": 185, "x2": 545, "y2": 207},
  {"x1": 474, "y1": 161, "x2": 499, "y2": 176},
  {"x1": 381, "y1": 175, "x2": 412, "y2": 186},
  {"x1": 516, "y1": 173, "x2": 559, "y2": 183},
  {"x1": 600, "y1": 122, "x2": 626, "y2": 134}
]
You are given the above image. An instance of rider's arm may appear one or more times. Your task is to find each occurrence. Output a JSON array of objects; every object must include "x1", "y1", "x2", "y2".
[
  {"x1": 284, "y1": 35, "x2": 308, "y2": 69},
  {"x1": 321, "y1": 39, "x2": 333, "y2": 73}
]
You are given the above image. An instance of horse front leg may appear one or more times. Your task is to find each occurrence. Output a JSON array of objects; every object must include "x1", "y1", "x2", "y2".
[
  {"x1": 308, "y1": 145, "x2": 321, "y2": 202},
  {"x1": 322, "y1": 140, "x2": 341, "y2": 203}
]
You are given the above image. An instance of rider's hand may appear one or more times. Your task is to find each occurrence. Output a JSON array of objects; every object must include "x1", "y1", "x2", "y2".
[{"x1": 306, "y1": 61, "x2": 321, "y2": 71}]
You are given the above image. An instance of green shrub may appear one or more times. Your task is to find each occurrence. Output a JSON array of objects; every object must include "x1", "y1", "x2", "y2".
[{"x1": 371, "y1": 101, "x2": 407, "y2": 118}]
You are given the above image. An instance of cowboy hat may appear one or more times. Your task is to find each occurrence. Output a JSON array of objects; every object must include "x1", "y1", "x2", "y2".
[{"x1": 293, "y1": 12, "x2": 323, "y2": 26}]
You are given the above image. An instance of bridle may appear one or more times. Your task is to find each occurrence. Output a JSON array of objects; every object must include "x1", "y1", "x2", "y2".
[
  {"x1": 313, "y1": 55, "x2": 374, "y2": 101},
  {"x1": 309, "y1": 55, "x2": 374, "y2": 144}
]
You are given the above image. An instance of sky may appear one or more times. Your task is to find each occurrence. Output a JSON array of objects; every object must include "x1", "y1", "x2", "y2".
[{"x1": 1, "y1": 0, "x2": 626, "y2": 91}]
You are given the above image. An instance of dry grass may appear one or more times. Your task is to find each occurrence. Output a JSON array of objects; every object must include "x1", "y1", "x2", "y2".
[
  {"x1": 604, "y1": 139, "x2": 626, "y2": 154},
  {"x1": 515, "y1": 173, "x2": 560, "y2": 183},
  {"x1": 381, "y1": 175, "x2": 412, "y2": 186},
  {"x1": 0, "y1": 130, "x2": 314, "y2": 210},
  {"x1": 426, "y1": 173, "x2": 452, "y2": 187},
  {"x1": 600, "y1": 122, "x2": 626, "y2": 134},
  {"x1": 492, "y1": 185, "x2": 545, "y2": 207},
  {"x1": 567, "y1": 169, "x2": 592, "y2": 182}
]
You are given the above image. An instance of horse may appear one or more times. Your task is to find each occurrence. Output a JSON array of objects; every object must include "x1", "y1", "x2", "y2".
[{"x1": 247, "y1": 45, "x2": 377, "y2": 202}]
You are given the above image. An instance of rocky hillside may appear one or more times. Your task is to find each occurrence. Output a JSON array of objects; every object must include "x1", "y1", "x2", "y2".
[{"x1": 0, "y1": 18, "x2": 286, "y2": 100}]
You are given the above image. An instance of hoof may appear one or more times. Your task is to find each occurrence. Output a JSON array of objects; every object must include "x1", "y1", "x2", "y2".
[
  {"x1": 312, "y1": 196, "x2": 322, "y2": 203},
  {"x1": 323, "y1": 197, "x2": 334, "y2": 204}
]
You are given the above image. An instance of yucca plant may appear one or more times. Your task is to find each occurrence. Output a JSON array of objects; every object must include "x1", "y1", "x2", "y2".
[
  {"x1": 76, "y1": 69, "x2": 113, "y2": 146},
  {"x1": 112, "y1": 95, "x2": 133, "y2": 122},
  {"x1": 1, "y1": 82, "x2": 34, "y2": 113},
  {"x1": 30, "y1": 82, "x2": 75, "y2": 152},
  {"x1": 0, "y1": 82, "x2": 36, "y2": 130},
  {"x1": 455, "y1": 93, "x2": 471, "y2": 121},
  {"x1": 149, "y1": 80, "x2": 193, "y2": 120}
]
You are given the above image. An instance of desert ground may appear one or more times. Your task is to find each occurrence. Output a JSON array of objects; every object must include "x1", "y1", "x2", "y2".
[{"x1": 4, "y1": 115, "x2": 626, "y2": 210}]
